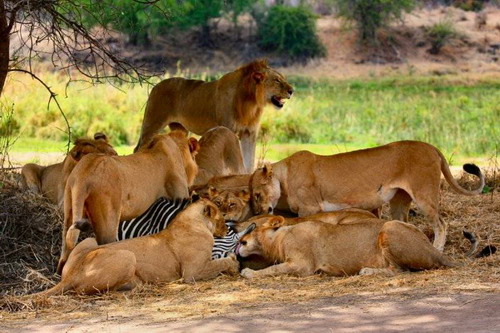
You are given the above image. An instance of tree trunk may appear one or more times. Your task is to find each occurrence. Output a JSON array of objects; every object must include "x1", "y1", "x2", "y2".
[{"x1": 0, "y1": 0, "x2": 10, "y2": 96}]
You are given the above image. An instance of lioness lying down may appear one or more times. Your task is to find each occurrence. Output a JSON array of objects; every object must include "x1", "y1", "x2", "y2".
[
  {"x1": 250, "y1": 140, "x2": 485, "y2": 251},
  {"x1": 58, "y1": 130, "x2": 199, "y2": 274},
  {"x1": 237, "y1": 215, "x2": 477, "y2": 279},
  {"x1": 39, "y1": 200, "x2": 239, "y2": 296},
  {"x1": 21, "y1": 133, "x2": 117, "y2": 206}
]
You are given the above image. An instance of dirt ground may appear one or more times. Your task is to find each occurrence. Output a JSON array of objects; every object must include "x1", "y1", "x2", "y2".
[{"x1": 2, "y1": 292, "x2": 500, "y2": 332}]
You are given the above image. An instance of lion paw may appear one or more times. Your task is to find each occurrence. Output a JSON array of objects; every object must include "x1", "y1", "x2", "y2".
[
  {"x1": 240, "y1": 268, "x2": 256, "y2": 279},
  {"x1": 359, "y1": 267, "x2": 376, "y2": 276},
  {"x1": 226, "y1": 254, "x2": 240, "y2": 275}
]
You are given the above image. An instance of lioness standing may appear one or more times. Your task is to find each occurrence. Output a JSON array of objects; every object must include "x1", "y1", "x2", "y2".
[
  {"x1": 135, "y1": 59, "x2": 293, "y2": 172},
  {"x1": 58, "y1": 130, "x2": 199, "y2": 274},
  {"x1": 250, "y1": 141, "x2": 485, "y2": 251}
]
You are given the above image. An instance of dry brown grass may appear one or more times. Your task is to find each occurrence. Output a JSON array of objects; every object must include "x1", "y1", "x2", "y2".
[{"x1": 0, "y1": 167, "x2": 498, "y2": 323}]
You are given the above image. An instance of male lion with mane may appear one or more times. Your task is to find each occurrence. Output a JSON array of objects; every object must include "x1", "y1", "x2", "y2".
[{"x1": 135, "y1": 59, "x2": 293, "y2": 171}]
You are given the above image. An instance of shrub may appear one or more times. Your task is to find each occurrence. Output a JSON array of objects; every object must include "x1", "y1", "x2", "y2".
[
  {"x1": 258, "y1": 5, "x2": 326, "y2": 60},
  {"x1": 334, "y1": 0, "x2": 416, "y2": 43},
  {"x1": 454, "y1": 0, "x2": 484, "y2": 12},
  {"x1": 425, "y1": 20, "x2": 457, "y2": 55}
]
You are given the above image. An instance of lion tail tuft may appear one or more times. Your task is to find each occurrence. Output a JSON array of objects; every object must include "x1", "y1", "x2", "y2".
[
  {"x1": 463, "y1": 163, "x2": 481, "y2": 177},
  {"x1": 463, "y1": 230, "x2": 496, "y2": 258},
  {"x1": 74, "y1": 218, "x2": 92, "y2": 232}
]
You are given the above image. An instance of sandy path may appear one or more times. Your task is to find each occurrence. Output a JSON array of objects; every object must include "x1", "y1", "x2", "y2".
[{"x1": 2, "y1": 292, "x2": 499, "y2": 333}]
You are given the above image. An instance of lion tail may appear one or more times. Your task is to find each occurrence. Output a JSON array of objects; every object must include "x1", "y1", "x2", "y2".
[
  {"x1": 33, "y1": 281, "x2": 69, "y2": 298},
  {"x1": 463, "y1": 230, "x2": 497, "y2": 258},
  {"x1": 437, "y1": 148, "x2": 485, "y2": 195}
]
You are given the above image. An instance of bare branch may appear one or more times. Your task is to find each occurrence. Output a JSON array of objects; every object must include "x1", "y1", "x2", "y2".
[{"x1": 7, "y1": 68, "x2": 72, "y2": 151}]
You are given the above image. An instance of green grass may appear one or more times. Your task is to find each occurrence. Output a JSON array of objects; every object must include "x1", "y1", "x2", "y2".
[
  {"x1": 8, "y1": 138, "x2": 488, "y2": 166},
  {"x1": 2, "y1": 70, "x2": 499, "y2": 160}
]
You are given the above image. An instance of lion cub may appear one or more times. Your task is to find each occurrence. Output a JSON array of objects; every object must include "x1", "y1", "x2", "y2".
[
  {"x1": 237, "y1": 215, "x2": 461, "y2": 279},
  {"x1": 39, "y1": 200, "x2": 239, "y2": 296},
  {"x1": 250, "y1": 141, "x2": 485, "y2": 251}
]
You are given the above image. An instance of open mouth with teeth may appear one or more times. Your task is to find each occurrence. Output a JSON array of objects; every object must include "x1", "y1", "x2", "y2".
[{"x1": 271, "y1": 96, "x2": 285, "y2": 108}]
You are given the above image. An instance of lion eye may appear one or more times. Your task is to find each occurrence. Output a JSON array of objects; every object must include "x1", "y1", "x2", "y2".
[
  {"x1": 229, "y1": 203, "x2": 236, "y2": 208},
  {"x1": 240, "y1": 240, "x2": 247, "y2": 246}
]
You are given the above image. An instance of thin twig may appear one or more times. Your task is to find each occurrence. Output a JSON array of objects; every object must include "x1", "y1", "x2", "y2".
[{"x1": 7, "y1": 68, "x2": 72, "y2": 152}]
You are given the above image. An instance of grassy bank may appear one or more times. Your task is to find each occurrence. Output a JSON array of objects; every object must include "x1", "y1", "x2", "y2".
[{"x1": 2, "y1": 70, "x2": 499, "y2": 159}]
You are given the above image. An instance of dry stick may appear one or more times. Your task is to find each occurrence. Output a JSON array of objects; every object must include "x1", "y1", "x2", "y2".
[{"x1": 6, "y1": 68, "x2": 72, "y2": 152}]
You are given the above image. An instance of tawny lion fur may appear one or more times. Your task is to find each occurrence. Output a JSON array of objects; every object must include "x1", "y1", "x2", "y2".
[
  {"x1": 21, "y1": 133, "x2": 117, "y2": 206},
  {"x1": 250, "y1": 140, "x2": 485, "y2": 251},
  {"x1": 57, "y1": 130, "x2": 199, "y2": 274},
  {"x1": 38, "y1": 200, "x2": 239, "y2": 296},
  {"x1": 193, "y1": 126, "x2": 246, "y2": 186},
  {"x1": 237, "y1": 215, "x2": 456, "y2": 279},
  {"x1": 134, "y1": 59, "x2": 293, "y2": 172}
]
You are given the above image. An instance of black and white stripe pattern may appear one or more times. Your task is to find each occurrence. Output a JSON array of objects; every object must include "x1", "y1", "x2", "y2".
[
  {"x1": 117, "y1": 198, "x2": 190, "y2": 241},
  {"x1": 117, "y1": 197, "x2": 242, "y2": 259}
]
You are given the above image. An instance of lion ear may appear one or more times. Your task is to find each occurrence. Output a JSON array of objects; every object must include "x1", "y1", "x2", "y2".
[
  {"x1": 252, "y1": 72, "x2": 265, "y2": 83},
  {"x1": 204, "y1": 203, "x2": 218, "y2": 218},
  {"x1": 269, "y1": 216, "x2": 285, "y2": 229},
  {"x1": 93, "y1": 132, "x2": 107, "y2": 142},
  {"x1": 262, "y1": 164, "x2": 273, "y2": 179},
  {"x1": 70, "y1": 149, "x2": 83, "y2": 161},
  {"x1": 208, "y1": 186, "x2": 218, "y2": 199},
  {"x1": 188, "y1": 137, "x2": 200, "y2": 155}
]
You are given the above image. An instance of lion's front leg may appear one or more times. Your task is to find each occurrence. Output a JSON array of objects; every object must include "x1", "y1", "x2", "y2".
[
  {"x1": 241, "y1": 261, "x2": 312, "y2": 279},
  {"x1": 184, "y1": 254, "x2": 240, "y2": 282},
  {"x1": 239, "y1": 130, "x2": 257, "y2": 173}
]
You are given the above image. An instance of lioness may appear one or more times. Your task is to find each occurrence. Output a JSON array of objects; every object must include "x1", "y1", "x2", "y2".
[
  {"x1": 191, "y1": 173, "x2": 251, "y2": 199},
  {"x1": 237, "y1": 215, "x2": 474, "y2": 279},
  {"x1": 39, "y1": 200, "x2": 239, "y2": 296},
  {"x1": 250, "y1": 141, "x2": 485, "y2": 251},
  {"x1": 58, "y1": 130, "x2": 199, "y2": 274},
  {"x1": 134, "y1": 59, "x2": 293, "y2": 172},
  {"x1": 21, "y1": 133, "x2": 117, "y2": 206},
  {"x1": 208, "y1": 187, "x2": 253, "y2": 223},
  {"x1": 193, "y1": 126, "x2": 246, "y2": 186}
]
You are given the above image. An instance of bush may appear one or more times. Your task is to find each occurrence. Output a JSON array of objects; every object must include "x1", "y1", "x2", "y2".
[
  {"x1": 334, "y1": 0, "x2": 416, "y2": 42},
  {"x1": 258, "y1": 6, "x2": 326, "y2": 60},
  {"x1": 454, "y1": 0, "x2": 484, "y2": 12},
  {"x1": 426, "y1": 20, "x2": 457, "y2": 55}
]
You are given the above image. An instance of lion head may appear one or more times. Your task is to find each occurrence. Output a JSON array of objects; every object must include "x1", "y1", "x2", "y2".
[
  {"x1": 69, "y1": 133, "x2": 117, "y2": 162},
  {"x1": 144, "y1": 131, "x2": 200, "y2": 186},
  {"x1": 250, "y1": 164, "x2": 281, "y2": 215},
  {"x1": 236, "y1": 215, "x2": 285, "y2": 258},
  {"x1": 208, "y1": 187, "x2": 252, "y2": 223},
  {"x1": 240, "y1": 59, "x2": 294, "y2": 110},
  {"x1": 197, "y1": 199, "x2": 228, "y2": 238}
]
